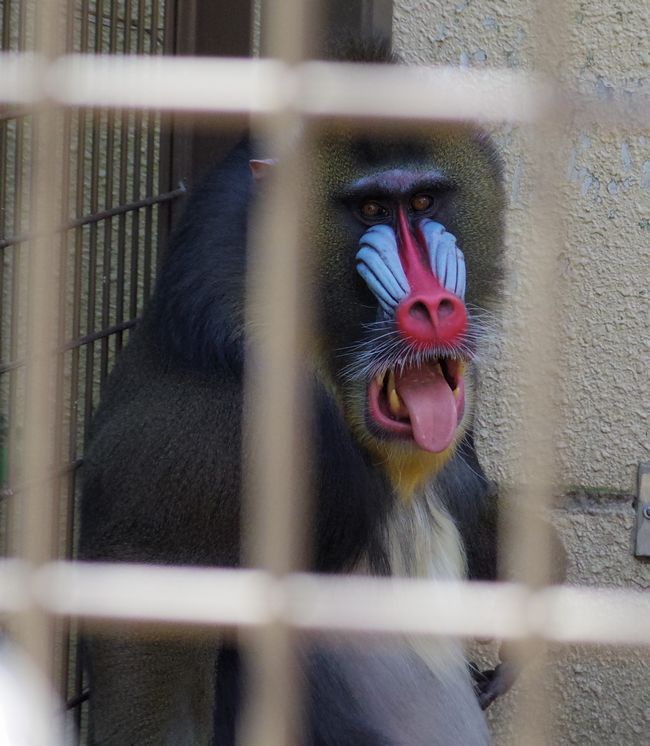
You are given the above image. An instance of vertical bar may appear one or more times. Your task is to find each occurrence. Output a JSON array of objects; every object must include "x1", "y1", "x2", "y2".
[
  {"x1": 13, "y1": 0, "x2": 67, "y2": 733},
  {"x1": 68, "y1": 0, "x2": 90, "y2": 468},
  {"x1": 142, "y1": 0, "x2": 160, "y2": 303},
  {"x1": 142, "y1": 112, "x2": 155, "y2": 302},
  {"x1": 52, "y1": 132, "x2": 72, "y2": 697},
  {"x1": 242, "y1": 3, "x2": 318, "y2": 745},
  {"x1": 17, "y1": 0, "x2": 65, "y2": 719},
  {"x1": 0, "y1": 0, "x2": 12, "y2": 558},
  {"x1": 0, "y1": 97, "x2": 5, "y2": 407},
  {"x1": 0, "y1": 0, "x2": 9, "y2": 353},
  {"x1": 115, "y1": 0, "x2": 132, "y2": 353},
  {"x1": 99, "y1": 0, "x2": 118, "y2": 386},
  {"x1": 128, "y1": 0, "x2": 146, "y2": 321},
  {"x1": 5, "y1": 0, "x2": 27, "y2": 556},
  {"x1": 82, "y1": 0, "x2": 105, "y2": 441},
  {"x1": 62, "y1": 0, "x2": 90, "y2": 726},
  {"x1": 51, "y1": 0, "x2": 78, "y2": 697},
  {"x1": 3, "y1": 0, "x2": 30, "y2": 562},
  {"x1": 0, "y1": 0, "x2": 11, "y2": 47},
  {"x1": 504, "y1": 3, "x2": 569, "y2": 745},
  {"x1": 17, "y1": 0, "x2": 27, "y2": 50},
  {"x1": 156, "y1": 0, "x2": 176, "y2": 269}
]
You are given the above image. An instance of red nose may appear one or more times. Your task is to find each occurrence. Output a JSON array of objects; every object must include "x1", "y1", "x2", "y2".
[
  {"x1": 396, "y1": 207, "x2": 467, "y2": 348},
  {"x1": 396, "y1": 286, "x2": 467, "y2": 348}
]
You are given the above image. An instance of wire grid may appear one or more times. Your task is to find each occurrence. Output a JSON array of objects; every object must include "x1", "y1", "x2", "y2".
[
  {"x1": 0, "y1": 0, "x2": 171, "y2": 736},
  {"x1": 0, "y1": 3, "x2": 170, "y2": 535},
  {"x1": 0, "y1": 1, "x2": 648, "y2": 745}
]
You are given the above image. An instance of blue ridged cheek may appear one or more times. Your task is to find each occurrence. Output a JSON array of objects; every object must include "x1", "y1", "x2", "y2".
[
  {"x1": 356, "y1": 225, "x2": 410, "y2": 316},
  {"x1": 355, "y1": 221, "x2": 467, "y2": 316},
  {"x1": 420, "y1": 219, "x2": 466, "y2": 299}
]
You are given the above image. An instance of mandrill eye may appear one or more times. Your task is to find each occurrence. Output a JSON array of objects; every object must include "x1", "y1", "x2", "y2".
[
  {"x1": 410, "y1": 194, "x2": 434, "y2": 212},
  {"x1": 359, "y1": 200, "x2": 389, "y2": 222}
]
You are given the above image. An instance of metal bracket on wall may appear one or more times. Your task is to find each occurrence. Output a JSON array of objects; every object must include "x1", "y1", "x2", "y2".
[{"x1": 635, "y1": 463, "x2": 650, "y2": 557}]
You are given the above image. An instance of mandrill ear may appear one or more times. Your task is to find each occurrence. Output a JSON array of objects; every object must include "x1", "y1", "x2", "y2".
[{"x1": 249, "y1": 158, "x2": 277, "y2": 182}]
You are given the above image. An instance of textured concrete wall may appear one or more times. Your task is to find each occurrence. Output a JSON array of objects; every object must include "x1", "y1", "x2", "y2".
[
  {"x1": 393, "y1": 1, "x2": 650, "y2": 743},
  {"x1": 394, "y1": 0, "x2": 649, "y2": 493},
  {"x1": 477, "y1": 496, "x2": 650, "y2": 745}
]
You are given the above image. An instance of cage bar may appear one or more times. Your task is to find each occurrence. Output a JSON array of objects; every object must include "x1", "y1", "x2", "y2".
[
  {"x1": 239, "y1": 1, "x2": 317, "y2": 743},
  {"x1": 2, "y1": 52, "x2": 648, "y2": 130},
  {"x1": 0, "y1": 4, "x2": 647, "y2": 745},
  {"x1": 1, "y1": 560, "x2": 649, "y2": 647},
  {"x1": 12, "y1": 0, "x2": 67, "y2": 713}
]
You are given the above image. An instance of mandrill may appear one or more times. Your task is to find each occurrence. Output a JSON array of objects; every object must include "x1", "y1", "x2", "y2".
[{"x1": 80, "y1": 122, "x2": 520, "y2": 745}]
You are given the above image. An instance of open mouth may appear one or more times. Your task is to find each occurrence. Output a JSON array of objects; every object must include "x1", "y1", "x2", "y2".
[{"x1": 367, "y1": 358, "x2": 465, "y2": 453}]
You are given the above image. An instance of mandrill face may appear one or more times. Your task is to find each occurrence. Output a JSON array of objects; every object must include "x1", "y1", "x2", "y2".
[
  {"x1": 354, "y1": 200, "x2": 468, "y2": 456},
  {"x1": 308, "y1": 129, "x2": 505, "y2": 494}
]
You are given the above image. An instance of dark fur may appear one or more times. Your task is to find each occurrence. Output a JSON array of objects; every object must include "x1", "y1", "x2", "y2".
[
  {"x1": 155, "y1": 144, "x2": 251, "y2": 375},
  {"x1": 80, "y1": 137, "x2": 512, "y2": 744},
  {"x1": 83, "y1": 144, "x2": 391, "y2": 576}
]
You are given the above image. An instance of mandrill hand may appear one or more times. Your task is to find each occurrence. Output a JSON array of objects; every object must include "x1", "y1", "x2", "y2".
[{"x1": 470, "y1": 658, "x2": 520, "y2": 710}]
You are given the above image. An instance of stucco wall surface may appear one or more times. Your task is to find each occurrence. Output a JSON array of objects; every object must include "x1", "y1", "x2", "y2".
[
  {"x1": 393, "y1": 0, "x2": 649, "y2": 494},
  {"x1": 393, "y1": 1, "x2": 649, "y2": 743},
  {"x1": 476, "y1": 497, "x2": 650, "y2": 745}
]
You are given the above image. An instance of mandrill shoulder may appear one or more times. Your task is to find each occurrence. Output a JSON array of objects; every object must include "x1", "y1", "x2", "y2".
[{"x1": 80, "y1": 312, "x2": 244, "y2": 566}]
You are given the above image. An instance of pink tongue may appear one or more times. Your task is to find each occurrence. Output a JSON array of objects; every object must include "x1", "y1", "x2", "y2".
[{"x1": 396, "y1": 365, "x2": 458, "y2": 453}]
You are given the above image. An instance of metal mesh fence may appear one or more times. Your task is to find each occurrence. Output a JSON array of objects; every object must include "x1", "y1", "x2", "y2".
[
  {"x1": 0, "y1": 0, "x2": 175, "y2": 735},
  {"x1": 0, "y1": 0, "x2": 172, "y2": 548}
]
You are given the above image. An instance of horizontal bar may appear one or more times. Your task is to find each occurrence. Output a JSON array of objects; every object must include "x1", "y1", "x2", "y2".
[
  {"x1": 0, "y1": 459, "x2": 82, "y2": 501},
  {"x1": 2, "y1": 560, "x2": 649, "y2": 647},
  {"x1": 62, "y1": 318, "x2": 140, "y2": 351},
  {"x1": 0, "y1": 319, "x2": 141, "y2": 374},
  {"x1": 0, "y1": 53, "x2": 44, "y2": 104},
  {"x1": 36, "y1": 562, "x2": 274, "y2": 628},
  {"x1": 65, "y1": 690, "x2": 90, "y2": 710},
  {"x1": 48, "y1": 56, "x2": 551, "y2": 123},
  {"x1": 0, "y1": 104, "x2": 31, "y2": 121},
  {"x1": 0, "y1": 54, "x2": 647, "y2": 128},
  {"x1": 0, "y1": 186, "x2": 186, "y2": 250},
  {"x1": 0, "y1": 358, "x2": 23, "y2": 374}
]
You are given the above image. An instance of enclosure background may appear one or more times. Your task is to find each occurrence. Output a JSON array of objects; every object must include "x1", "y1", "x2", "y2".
[
  {"x1": 0, "y1": 0, "x2": 648, "y2": 743},
  {"x1": 393, "y1": 1, "x2": 650, "y2": 743}
]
